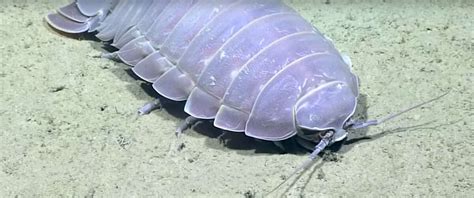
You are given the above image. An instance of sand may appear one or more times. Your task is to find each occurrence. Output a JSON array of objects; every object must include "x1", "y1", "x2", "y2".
[{"x1": 0, "y1": 0, "x2": 472, "y2": 197}]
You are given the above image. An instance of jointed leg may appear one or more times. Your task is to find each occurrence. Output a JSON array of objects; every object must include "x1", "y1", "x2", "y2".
[
  {"x1": 169, "y1": 116, "x2": 200, "y2": 153},
  {"x1": 137, "y1": 98, "x2": 161, "y2": 116},
  {"x1": 175, "y1": 116, "x2": 200, "y2": 136}
]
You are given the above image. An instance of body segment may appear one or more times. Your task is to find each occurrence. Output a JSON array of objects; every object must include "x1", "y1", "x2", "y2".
[{"x1": 45, "y1": 0, "x2": 359, "y2": 142}]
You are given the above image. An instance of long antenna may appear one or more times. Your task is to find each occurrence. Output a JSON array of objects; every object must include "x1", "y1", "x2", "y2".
[
  {"x1": 350, "y1": 92, "x2": 449, "y2": 129},
  {"x1": 266, "y1": 131, "x2": 334, "y2": 196},
  {"x1": 266, "y1": 91, "x2": 449, "y2": 196}
]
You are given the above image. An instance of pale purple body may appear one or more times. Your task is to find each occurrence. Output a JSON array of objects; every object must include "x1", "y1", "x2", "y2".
[{"x1": 46, "y1": 0, "x2": 359, "y2": 142}]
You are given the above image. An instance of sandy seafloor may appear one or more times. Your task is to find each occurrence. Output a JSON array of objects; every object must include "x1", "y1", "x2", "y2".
[{"x1": 0, "y1": 0, "x2": 473, "y2": 197}]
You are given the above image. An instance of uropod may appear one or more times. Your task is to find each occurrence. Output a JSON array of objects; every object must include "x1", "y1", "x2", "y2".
[{"x1": 45, "y1": 0, "x2": 447, "y2": 193}]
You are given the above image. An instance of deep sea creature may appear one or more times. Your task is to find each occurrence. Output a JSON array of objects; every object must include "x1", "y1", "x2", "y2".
[{"x1": 45, "y1": 0, "x2": 446, "y2": 192}]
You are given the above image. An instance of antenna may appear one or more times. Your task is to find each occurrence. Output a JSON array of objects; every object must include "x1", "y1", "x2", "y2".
[
  {"x1": 350, "y1": 92, "x2": 449, "y2": 129},
  {"x1": 266, "y1": 91, "x2": 449, "y2": 196},
  {"x1": 266, "y1": 131, "x2": 334, "y2": 196}
]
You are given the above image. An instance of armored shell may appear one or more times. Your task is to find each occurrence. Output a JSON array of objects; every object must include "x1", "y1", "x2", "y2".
[{"x1": 46, "y1": 0, "x2": 359, "y2": 141}]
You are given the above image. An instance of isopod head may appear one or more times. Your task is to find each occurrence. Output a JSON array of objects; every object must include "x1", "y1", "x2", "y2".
[{"x1": 294, "y1": 81, "x2": 357, "y2": 144}]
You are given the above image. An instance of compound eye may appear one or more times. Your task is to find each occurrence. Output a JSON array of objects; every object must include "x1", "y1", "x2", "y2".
[
  {"x1": 301, "y1": 128, "x2": 318, "y2": 135},
  {"x1": 299, "y1": 129, "x2": 324, "y2": 142}
]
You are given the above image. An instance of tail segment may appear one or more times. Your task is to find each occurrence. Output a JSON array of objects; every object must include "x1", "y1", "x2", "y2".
[{"x1": 45, "y1": 1, "x2": 114, "y2": 34}]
